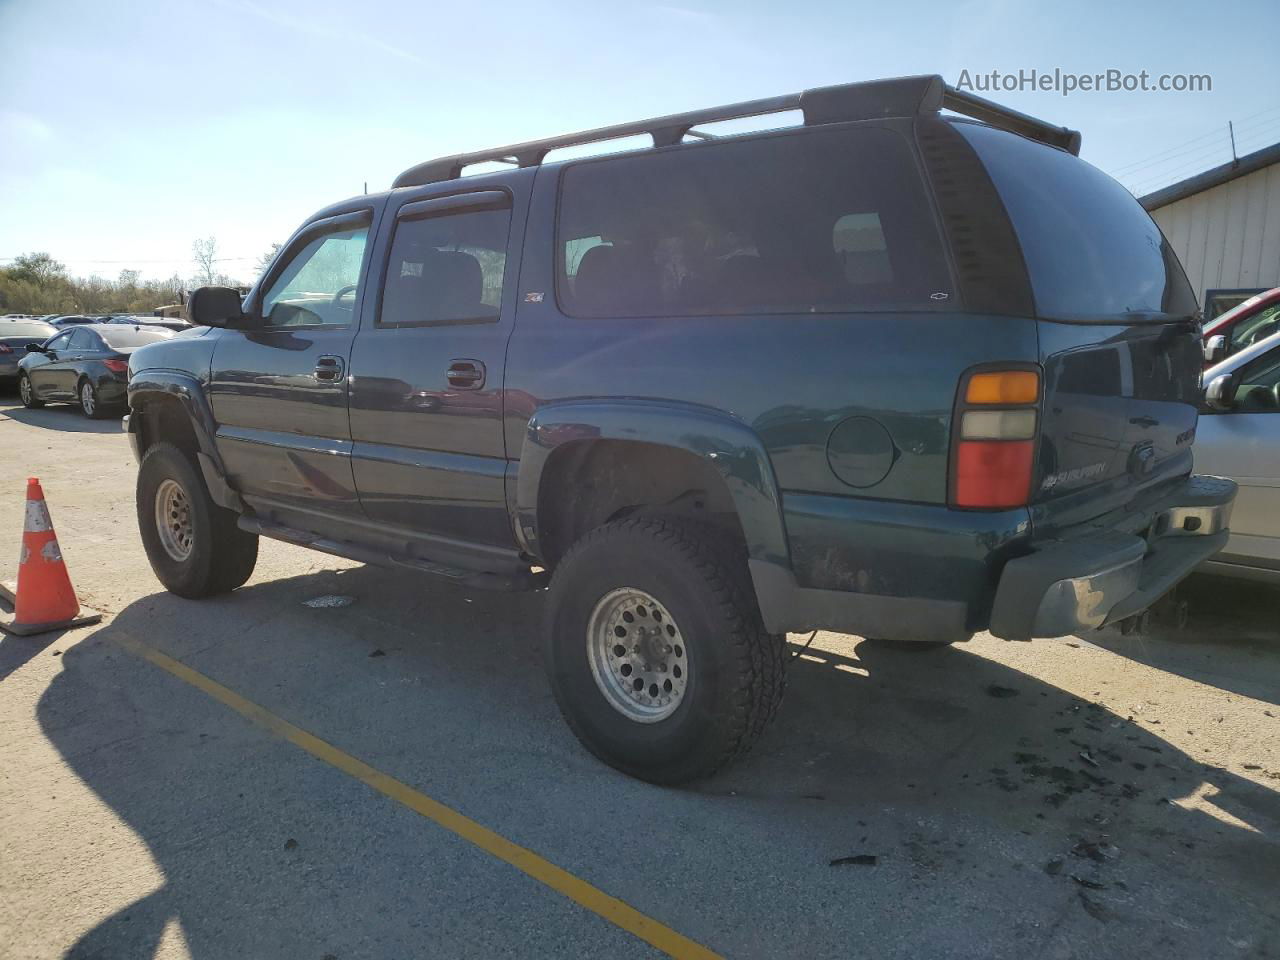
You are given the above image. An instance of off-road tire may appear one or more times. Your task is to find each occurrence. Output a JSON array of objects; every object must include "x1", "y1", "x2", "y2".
[
  {"x1": 18, "y1": 373, "x2": 43, "y2": 408},
  {"x1": 137, "y1": 442, "x2": 258, "y2": 598},
  {"x1": 545, "y1": 515, "x2": 786, "y2": 784}
]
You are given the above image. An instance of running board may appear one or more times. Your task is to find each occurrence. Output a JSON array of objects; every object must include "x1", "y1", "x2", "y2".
[{"x1": 237, "y1": 516, "x2": 546, "y2": 592}]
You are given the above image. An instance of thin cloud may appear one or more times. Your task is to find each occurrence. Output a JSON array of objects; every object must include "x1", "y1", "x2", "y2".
[{"x1": 214, "y1": 0, "x2": 426, "y2": 65}]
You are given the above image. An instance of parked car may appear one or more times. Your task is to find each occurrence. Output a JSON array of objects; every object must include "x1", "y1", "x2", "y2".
[
  {"x1": 47, "y1": 314, "x2": 97, "y2": 327},
  {"x1": 1195, "y1": 329, "x2": 1280, "y2": 582},
  {"x1": 1202, "y1": 287, "x2": 1280, "y2": 365},
  {"x1": 106, "y1": 315, "x2": 193, "y2": 333},
  {"x1": 125, "y1": 74, "x2": 1235, "y2": 783},
  {"x1": 20, "y1": 323, "x2": 174, "y2": 417},
  {"x1": 0, "y1": 319, "x2": 57, "y2": 386}
]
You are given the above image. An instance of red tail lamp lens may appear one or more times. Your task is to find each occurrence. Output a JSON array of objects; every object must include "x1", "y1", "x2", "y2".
[{"x1": 952, "y1": 440, "x2": 1034, "y2": 509}]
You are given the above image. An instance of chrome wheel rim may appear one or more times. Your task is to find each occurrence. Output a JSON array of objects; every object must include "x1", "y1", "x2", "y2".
[
  {"x1": 154, "y1": 478, "x2": 193, "y2": 562},
  {"x1": 587, "y1": 588, "x2": 688, "y2": 723},
  {"x1": 80, "y1": 382, "x2": 94, "y2": 415},
  {"x1": 19, "y1": 376, "x2": 31, "y2": 405}
]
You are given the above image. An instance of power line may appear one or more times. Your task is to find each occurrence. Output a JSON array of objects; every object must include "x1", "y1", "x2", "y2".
[{"x1": 1109, "y1": 102, "x2": 1280, "y2": 176}]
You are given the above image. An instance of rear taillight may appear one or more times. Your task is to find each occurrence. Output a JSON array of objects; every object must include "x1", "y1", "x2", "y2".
[
  {"x1": 0, "y1": 343, "x2": 12, "y2": 354},
  {"x1": 950, "y1": 367, "x2": 1041, "y2": 509},
  {"x1": 103, "y1": 358, "x2": 128, "y2": 373}
]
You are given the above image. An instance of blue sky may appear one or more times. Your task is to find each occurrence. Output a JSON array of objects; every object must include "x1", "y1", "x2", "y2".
[{"x1": 2, "y1": 0, "x2": 1278, "y2": 282}]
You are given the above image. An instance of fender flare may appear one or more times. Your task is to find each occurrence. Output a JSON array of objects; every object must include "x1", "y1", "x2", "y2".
[
  {"x1": 127, "y1": 370, "x2": 240, "y2": 511},
  {"x1": 514, "y1": 399, "x2": 790, "y2": 568}
]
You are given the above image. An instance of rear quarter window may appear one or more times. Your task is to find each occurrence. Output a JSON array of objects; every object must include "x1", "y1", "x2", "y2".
[
  {"x1": 556, "y1": 125, "x2": 951, "y2": 318},
  {"x1": 956, "y1": 122, "x2": 1196, "y2": 320}
]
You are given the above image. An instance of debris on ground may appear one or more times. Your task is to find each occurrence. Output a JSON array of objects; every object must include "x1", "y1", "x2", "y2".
[
  {"x1": 368, "y1": 649, "x2": 386, "y2": 658},
  {"x1": 284, "y1": 838, "x2": 298, "y2": 850},
  {"x1": 1045, "y1": 857, "x2": 1064, "y2": 876},
  {"x1": 303, "y1": 595, "x2": 355, "y2": 609},
  {"x1": 1079, "y1": 893, "x2": 1113, "y2": 923},
  {"x1": 829, "y1": 854, "x2": 878, "y2": 867},
  {"x1": 1071, "y1": 839, "x2": 1118, "y2": 862},
  {"x1": 1079, "y1": 749, "x2": 1099, "y2": 767},
  {"x1": 1071, "y1": 875, "x2": 1106, "y2": 890},
  {"x1": 987, "y1": 684, "x2": 1019, "y2": 698}
]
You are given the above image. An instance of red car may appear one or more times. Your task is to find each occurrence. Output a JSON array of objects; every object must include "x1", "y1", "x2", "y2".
[{"x1": 1203, "y1": 286, "x2": 1280, "y2": 364}]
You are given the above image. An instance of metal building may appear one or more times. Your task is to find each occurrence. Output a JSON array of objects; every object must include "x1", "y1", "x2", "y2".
[{"x1": 1140, "y1": 141, "x2": 1280, "y2": 319}]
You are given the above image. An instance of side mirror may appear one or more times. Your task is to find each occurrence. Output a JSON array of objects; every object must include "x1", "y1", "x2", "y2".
[
  {"x1": 1203, "y1": 334, "x2": 1227, "y2": 365},
  {"x1": 187, "y1": 285, "x2": 246, "y2": 328},
  {"x1": 25, "y1": 342, "x2": 45, "y2": 353},
  {"x1": 1203, "y1": 373, "x2": 1235, "y2": 411}
]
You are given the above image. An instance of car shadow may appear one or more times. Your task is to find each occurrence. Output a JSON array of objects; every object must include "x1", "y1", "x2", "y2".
[
  {"x1": 35, "y1": 566, "x2": 1280, "y2": 958},
  {"x1": 1086, "y1": 573, "x2": 1280, "y2": 707},
  {"x1": 1, "y1": 402, "x2": 124, "y2": 434}
]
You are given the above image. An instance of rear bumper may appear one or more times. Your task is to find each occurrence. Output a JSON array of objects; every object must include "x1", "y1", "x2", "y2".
[{"x1": 988, "y1": 474, "x2": 1237, "y2": 640}]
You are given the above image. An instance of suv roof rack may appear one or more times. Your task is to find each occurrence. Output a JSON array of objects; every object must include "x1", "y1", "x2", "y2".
[{"x1": 392, "y1": 74, "x2": 1081, "y2": 188}]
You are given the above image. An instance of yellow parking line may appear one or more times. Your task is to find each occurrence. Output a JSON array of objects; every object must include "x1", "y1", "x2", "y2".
[{"x1": 116, "y1": 634, "x2": 722, "y2": 960}]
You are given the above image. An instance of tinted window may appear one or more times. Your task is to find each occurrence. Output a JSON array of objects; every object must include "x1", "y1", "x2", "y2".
[
  {"x1": 99, "y1": 327, "x2": 174, "y2": 348},
  {"x1": 1, "y1": 322, "x2": 55, "y2": 338},
  {"x1": 45, "y1": 331, "x2": 73, "y2": 349},
  {"x1": 557, "y1": 126, "x2": 950, "y2": 318},
  {"x1": 957, "y1": 122, "x2": 1197, "y2": 320},
  {"x1": 263, "y1": 226, "x2": 369, "y2": 327},
  {"x1": 379, "y1": 208, "x2": 510, "y2": 326},
  {"x1": 68, "y1": 328, "x2": 97, "y2": 350},
  {"x1": 1231, "y1": 347, "x2": 1280, "y2": 413}
]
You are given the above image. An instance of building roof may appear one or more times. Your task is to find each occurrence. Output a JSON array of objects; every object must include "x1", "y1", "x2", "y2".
[{"x1": 1139, "y1": 140, "x2": 1280, "y2": 211}]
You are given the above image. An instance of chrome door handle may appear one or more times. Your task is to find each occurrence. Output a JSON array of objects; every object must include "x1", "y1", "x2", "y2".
[
  {"x1": 446, "y1": 359, "x2": 485, "y2": 389},
  {"x1": 314, "y1": 355, "x2": 345, "y2": 382}
]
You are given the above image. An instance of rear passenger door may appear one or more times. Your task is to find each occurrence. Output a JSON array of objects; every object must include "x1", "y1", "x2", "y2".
[{"x1": 349, "y1": 171, "x2": 532, "y2": 548}]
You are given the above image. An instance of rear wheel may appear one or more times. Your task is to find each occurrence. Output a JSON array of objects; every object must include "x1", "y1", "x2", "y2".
[
  {"x1": 137, "y1": 442, "x2": 258, "y2": 598},
  {"x1": 545, "y1": 516, "x2": 785, "y2": 784},
  {"x1": 18, "y1": 373, "x2": 42, "y2": 408},
  {"x1": 78, "y1": 378, "x2": 108, "y2": 419}
]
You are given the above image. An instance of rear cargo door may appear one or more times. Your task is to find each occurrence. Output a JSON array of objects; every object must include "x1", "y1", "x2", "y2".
[{"x1": 953, "y1": 121, "x2": 1202, "y2": 528}]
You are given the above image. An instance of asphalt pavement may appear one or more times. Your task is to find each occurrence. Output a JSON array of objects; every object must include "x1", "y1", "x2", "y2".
[{"x1": 1, "y1": 393, "x2": 1278, "y2": 960}]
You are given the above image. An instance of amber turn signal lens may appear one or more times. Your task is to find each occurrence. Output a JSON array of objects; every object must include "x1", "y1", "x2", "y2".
[{"x1": 965, "y1": 370, "x2": 1039, "y2": 405}]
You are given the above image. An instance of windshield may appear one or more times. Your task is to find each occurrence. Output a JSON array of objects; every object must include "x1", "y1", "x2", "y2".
[{"x1": 98, "y1": 326, "x2": 174, "y2": 348}]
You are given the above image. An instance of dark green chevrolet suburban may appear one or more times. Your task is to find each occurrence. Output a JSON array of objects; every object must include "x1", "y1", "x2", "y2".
[{"x1": 126, "y1": 75, "x2": 1236, "y2": 783}]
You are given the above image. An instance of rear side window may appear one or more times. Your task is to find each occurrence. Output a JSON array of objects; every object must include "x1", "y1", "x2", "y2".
[
  {"x1": 557, "y1": 126, "x2": 950, "y2": 318},
  {"x1": 956, "y1": 122, "x2": 1197, "y2": 320},
  {"x1": 99, "y1": 327, "x2": 173, "y2": 348},
  {"x1": 379, "y1": 208, "x2": 510, "y2": 326}
]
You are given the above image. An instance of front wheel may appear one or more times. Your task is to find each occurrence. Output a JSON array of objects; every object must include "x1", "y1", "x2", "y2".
[
  {"x1": 19, "y1": 373, "x2": 43, "y2": 408},
  {"x1": 137, "y1": 442, "x2": 258, "y2": 598},
  {"x1": 545, "y1": 516, "x2": 785, "y2": 784}
]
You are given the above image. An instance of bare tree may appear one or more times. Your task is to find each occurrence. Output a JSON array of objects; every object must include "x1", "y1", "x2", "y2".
[
  {"x1": 192, "y1": 236, "x2": 218, "y2": 286},
  {"x1": 256, "y1": 242, "x2": 282, "y2": 276}
]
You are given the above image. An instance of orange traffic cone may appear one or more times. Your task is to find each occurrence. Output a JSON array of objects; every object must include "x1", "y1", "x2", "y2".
[{"x1": 0, "y1": 478, "x2": 102, "y2": 636}]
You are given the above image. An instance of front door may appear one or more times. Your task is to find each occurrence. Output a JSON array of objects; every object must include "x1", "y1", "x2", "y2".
[
  {"x1": 349, "y1": 173, "x2": 531, "y2": 549},
  {"x1": 208, "y1": 209, "x2": 374, "y2": 520},
  {"x1": 28, "y1": 329, "x2": 75, "y2": 400},
  {"x1": 1196, "y1": 343, "x2": 1280, "y2": 569}
]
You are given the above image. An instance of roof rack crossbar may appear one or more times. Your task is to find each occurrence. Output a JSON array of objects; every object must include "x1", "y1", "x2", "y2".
[
  {"x1": 392, "y1": 75, "x2": 1080, "y2": 188},
  {"x1": 940, "y1": 86, "x2": 1082, "y2": 155}
]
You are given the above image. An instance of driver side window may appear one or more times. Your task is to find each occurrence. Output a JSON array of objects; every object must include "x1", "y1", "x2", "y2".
[
  {"x1": 1230, "y1": 349, "x2": 1280, "y2": 414},
  {"x1": 261, "y1": 226, "x2": 369, "y2": 328}
]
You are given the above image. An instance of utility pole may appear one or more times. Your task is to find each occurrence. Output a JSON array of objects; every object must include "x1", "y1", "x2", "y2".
[{"x1": 1229, "y1": 122, "x2": 1238, "y2": 165}]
